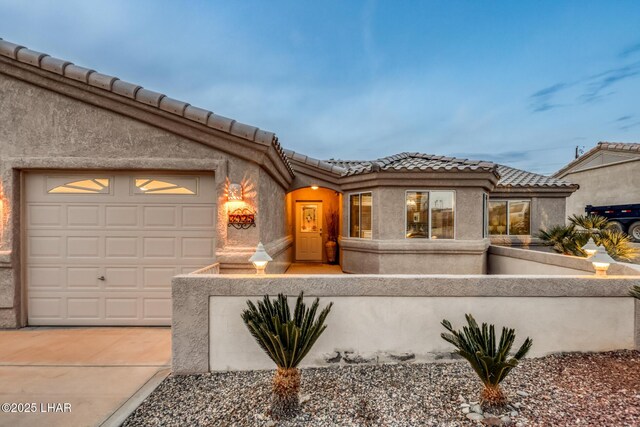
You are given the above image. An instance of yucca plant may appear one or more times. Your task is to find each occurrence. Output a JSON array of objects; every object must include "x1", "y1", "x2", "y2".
[
  {"x1": 441, "y1": 314, "x2": 533, "y2": 408},
  {"x1": 630, "y1": 285, "x2": 640, "y2": 299},
  {"x1": 241, "y1": 292, "x2": 332, "y2": 419},
  {"x1": 596, "y1": 229, "x2": 640, "y2": 261},
  {"x1": 538, "y1": 224, "x2": 583, "y2": 256}
]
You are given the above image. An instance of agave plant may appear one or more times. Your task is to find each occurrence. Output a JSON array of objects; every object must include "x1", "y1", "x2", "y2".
[
  {"x1": 441, "y1": 314, "x2": 533, "y2": 408},
  {"x1": 630, "y1": 285, "x2": 640, "y2": 299},
  {"x1": 241, "y1": 292, "x2": 332, "y2": 419}
]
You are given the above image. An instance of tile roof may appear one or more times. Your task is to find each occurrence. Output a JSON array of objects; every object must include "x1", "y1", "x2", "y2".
[
  {"x1": 496, "y1": 165, "x2": 576, "y2": 188},
  {"x1": 325, "y1": 152, "x2": 498, "y2": 176},
  {"x1": 282, "y1": 149, "x2": 347, "y2": 175},
  {"x1": 553, "y1": 141, "x2": 640, "y2": 178},
  {"x1": 0, "y1": 38, "x2": 294, "y2": 177}
]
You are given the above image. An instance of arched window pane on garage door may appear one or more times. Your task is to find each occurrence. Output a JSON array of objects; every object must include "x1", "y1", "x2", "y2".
[
  {"x1": 47, "y1": 178, "x2": 111, "y2": 194},
  {"x1": 133, "y1": 177, "x2": 197, "y2": 195}
]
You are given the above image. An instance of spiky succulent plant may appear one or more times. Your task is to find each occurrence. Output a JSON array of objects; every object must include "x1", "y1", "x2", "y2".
[
  {"x1": 441, "y1": 314, "x2": 533, "y2": 408},
  {"x1": 242, "y1": 292, "x2": 332, "y2": 419}
]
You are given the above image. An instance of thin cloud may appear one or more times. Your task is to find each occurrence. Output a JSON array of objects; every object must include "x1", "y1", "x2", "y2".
[
  {"x1": 619, "y1": 42, "x2": 640, "y2": 58},
  {"x1": 529, "y1": 83, "x2": 569, "y2": 112},
  {"x1": 616, "y1": 115, "x2": 632, "y2": 122},
  {"x1": 580, "y1": 62, "x2": 640, "y2": 103}
]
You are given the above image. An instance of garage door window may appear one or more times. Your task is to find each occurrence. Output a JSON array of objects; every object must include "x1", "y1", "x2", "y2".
[
  {"x1": 133, "y1": 177, "x2": 197, "y2": 195},
  {"x1": 47, "y1": 178, "x2": 111, "y2": 194}
]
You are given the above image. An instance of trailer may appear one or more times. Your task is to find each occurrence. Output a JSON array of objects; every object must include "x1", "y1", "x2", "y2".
[{"x1": 585, "y1": 203, "x2": 640, "y2": 242}]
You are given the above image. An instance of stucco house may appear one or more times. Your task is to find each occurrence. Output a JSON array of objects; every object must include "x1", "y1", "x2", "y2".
[
  {"x1": 0, "y1": 38, "x2": 577, "y2": 328},
  {"x1": 553, "y1": 142, "x2": 640, "y2": 220}
]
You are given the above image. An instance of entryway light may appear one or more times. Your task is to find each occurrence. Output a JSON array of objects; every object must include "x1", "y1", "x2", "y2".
[
  {"x1": 228, "y1": 183, "x2": 243, "y2": 201},
  {"x1": 249, "y1": 242, "x2": 273, "y2": 275},
  {"x1": 582, "y1": 237, "x2": 598, "y2": 257},
  {"x1": 590, "y1": 245, "x2": 615, "y2": 276},
  {"x1": 311, "y1": 185, "x2": 319, "y2": 190}
]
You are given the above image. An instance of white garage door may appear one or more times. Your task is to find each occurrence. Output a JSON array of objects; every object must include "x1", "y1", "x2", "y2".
[{"x1": 25, "y1": 172, "x2": 216, "y2": 326}]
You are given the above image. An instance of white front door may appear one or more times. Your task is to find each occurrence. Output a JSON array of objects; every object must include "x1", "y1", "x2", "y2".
[
  {"x1": 25, "y1": 172, "x2": 216, "y2": 326},
  {"x1": 295, "y1": 202, "x2": 323, "y2": 261}
]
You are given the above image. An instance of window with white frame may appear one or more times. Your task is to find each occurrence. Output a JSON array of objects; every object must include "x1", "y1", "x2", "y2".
[
  {"x1": 406, "y1": 190, "x2": 455, "y2": 239},
  {"x1": 488, "y1": 200, "x2": 531, "y2": 236},
  {"x1": 349, "y1": 192, "x2": 372, "y2": 239}
]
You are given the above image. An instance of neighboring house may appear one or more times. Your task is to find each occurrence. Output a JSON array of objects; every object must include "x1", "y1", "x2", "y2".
[
  {"x1": 0, "y1": 38, "x2": 576, "y2": 328},
  {"x1": 553, "y1": 142, "x2": 640, "y2": 219}
]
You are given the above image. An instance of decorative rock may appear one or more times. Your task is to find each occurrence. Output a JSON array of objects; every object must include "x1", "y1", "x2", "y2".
[
  {"x1": 510, "y1": 411, "x2": 518, "y2": 417},
  {"x1": 513, "y1": 402, "x2": 522, "y2": 408},
  {"x1": 389, "y1": 352, "x2": 415, "y2": 362},
  {"x1": 482, "y1": 416, "x2": 503, "y2": 426},
  {"x1": 501, "y1": 416, "x2": 512, "y2": 425},
  {"x1": 462, "y1": 407, "x2": 470, "y2": 414},
  {"x1": 265, "y1": 421, "x2": 276, "y2": 427},
  {"x1": 471, "y1": 404, "x2": 483, "y2": 414},
  {"x1": 458, "y1": 395, "x2": 466, "y2": 403},
  {"x1": 323, "y1": 351, "x2": 341, "y2": 363},
  {"x1": 300, "y1": 394, "x2": 311, "y2": 404},
  {"x1": 466, "y1": 412, "x2": 485, "y2": 421},
  {"x1": 460, "y1": 403, "x2": 470, "y2": 408},
  {"x1": 343, "y1": 352, "x2": 376, "y2": 364},
  {"x1": 516, "y1": 391, "x2": 529, "y2": 397}
]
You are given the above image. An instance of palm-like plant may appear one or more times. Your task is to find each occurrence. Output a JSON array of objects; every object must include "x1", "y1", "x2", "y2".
[
  {"x1": 441, "y1": 314, "x2": 533, "y2": 408},
  {"x1": 241, "y1": 292, "x2": 332, "y2": 419},
  {"x1": 538, "y1": 214, "x2": 639, "y2": 261},
  {"x1": 630, "y1": 285, "x2": 640, "y2": 299}
]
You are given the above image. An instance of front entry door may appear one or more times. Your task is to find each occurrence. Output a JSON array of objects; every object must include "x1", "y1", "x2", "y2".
[{"x1": 295, "y1": 202, "x2": 323, "y2": 261}]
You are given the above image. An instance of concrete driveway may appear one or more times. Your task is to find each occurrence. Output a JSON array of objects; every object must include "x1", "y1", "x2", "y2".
[{"x1": 0, "y1": 327, "x2": 170, "y2": 427}]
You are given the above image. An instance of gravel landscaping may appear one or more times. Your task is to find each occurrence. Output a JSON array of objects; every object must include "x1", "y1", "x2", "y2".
[{"x1": 124, "y1": 350, "x2": 640, "y2": 426}]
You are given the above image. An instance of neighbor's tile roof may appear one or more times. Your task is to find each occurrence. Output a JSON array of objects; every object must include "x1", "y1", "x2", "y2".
[
  {"x1": 496, "y1": 165, "x2": 576, "y2": 188},
  {"x1": 0, "y1": 38, "x2": 294, "y2": 177},
  {"x1": 325, "y1": 152, "x2": 497, "y2": 176},
  {"x1": 553, "y1": 141, "x2": 640, "y2": 178}
]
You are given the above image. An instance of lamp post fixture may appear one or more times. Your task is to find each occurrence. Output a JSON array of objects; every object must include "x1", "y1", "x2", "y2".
[
  {"x1": 249, "y1": 242, "x2": 273, "y2": 275},
  {"x1": 582, "y1": 237, "x2": 599, "y2": 257},
  {"x1": 590, "y1": 245, "x2": 615, "y2": 276}
]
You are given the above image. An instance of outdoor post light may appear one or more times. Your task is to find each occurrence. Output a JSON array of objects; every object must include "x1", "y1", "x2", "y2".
[
  {"x1": 582, "y1": 237, "x2": 599, "y2": 257},
  {"x1": 249, "y1": 242, "x2": 273, "y2": 275},
  {"x1": 590, "y1": 245, "x2": 615, "y2": 276}
]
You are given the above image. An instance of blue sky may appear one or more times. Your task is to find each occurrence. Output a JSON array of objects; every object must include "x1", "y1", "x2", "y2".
[{"x1": 1, "y1": 1, "x2": 639, "y2": 174}]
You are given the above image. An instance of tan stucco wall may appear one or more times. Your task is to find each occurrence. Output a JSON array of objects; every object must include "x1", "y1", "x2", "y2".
[
  {"x1": 562, "y1": 160, "x2": 640, "y2": 218},
  {"x1": 0, "y1": 71, "x2": 292, "y2": 326},
  {"x1": 340, "y1": 185, "x2": 489, "y2": 273}
]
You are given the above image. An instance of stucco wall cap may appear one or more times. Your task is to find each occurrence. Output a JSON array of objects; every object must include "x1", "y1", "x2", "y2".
[
  {"x1": 63, "y1": 64, "x2": 95, "y2": 83},
  {"x1": 87, "y1": 72, "x2": 118, "y2": 91},
  {"x1": 230, "y1": 121, "x2": 258, "y2": 141},
  {"x1": 207, "y1": 113, "x2": 235, "y2": 133},
  {"x1": 135, "y1": 87, "x2": 166, "y2": 107},
  {"x1": 159, "y1": 96, "x2": 189, "y2": 115},
  {"x1": 183, "y1": 105, "x2": 211, "y2": 124},
  {"x1": 15, "y1": 48, "x2": 47, "y2": 67},
  {"x1": 111, "y1": 79, "x2": 142, "y2": 99},
  {"x1": 0, "y1": 40, "x2": 24, "y2": 59},
  {"x1": 40, "y1": 56, "x2": 72, "y2": 75}
]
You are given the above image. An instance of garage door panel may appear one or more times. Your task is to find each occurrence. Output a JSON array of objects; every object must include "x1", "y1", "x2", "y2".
[
  {"x1": 105, "y1": 205, "x2": 139, "y2": 227},
  {"x1": 67, "y1": 205, "x2": 100, "y2": 227},
  {"x1": 67, "y1": 267, "x2": 101, "y2": 289},
  {"x1": 143, "y1": 206, "x2": 178, "y2": 227},
  {"x1": 28, "y1": 205, "x2": 63, "y2": 227},
  {"x1": 26, "y1": 172, "x2": 216, "y2": 326},
  {"x1": 67, "y1": 236, "x2": 101, "y2": 258},
  {"x1": 105, "y1": 237, "x2": 138, "y2": 258}
]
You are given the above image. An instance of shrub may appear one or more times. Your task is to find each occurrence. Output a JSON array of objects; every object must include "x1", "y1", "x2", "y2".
[
  {"x1": 538, "y1": 214, "x2": 639, "y2": 261},
  {"x1": 441, "y1": 314, "x2": 532, "y2": 408},
  {"x1": 241, "y1": 292, "x2": 332, "y2": 419}
]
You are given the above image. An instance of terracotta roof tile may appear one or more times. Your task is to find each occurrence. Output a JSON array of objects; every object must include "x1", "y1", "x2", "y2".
[
  {"x1": 496, "y1": 165, "x2": 575, "y2": 188},
  {"x1": 553, "y1": 141, "x2": 640, "y2": 177}
]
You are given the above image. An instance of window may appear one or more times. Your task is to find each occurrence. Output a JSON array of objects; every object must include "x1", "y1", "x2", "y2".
[
  {"x1": 133, "y1": 177, "x2": 197, "y2": 195},
  {"x1": 349, "y1": 192, "x2": 372, "y2": 239},
  {"x1": 488, "y1": 200, "x2": 531, "y2": 236},
  {"x1": 48, "y1": 178, "x2": 110, "y2": 194},
  {"x1": 406, "y1": 190, "x2": 455, "y2": 239}
]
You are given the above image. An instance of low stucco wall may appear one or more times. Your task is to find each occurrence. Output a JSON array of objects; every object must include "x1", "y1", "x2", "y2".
[
  {"x1": 172, "y1": 274, "x2": 640, "y2": 373},
  {"x1": 488, "y1": 245, "x2": 640, "y2": 276}
]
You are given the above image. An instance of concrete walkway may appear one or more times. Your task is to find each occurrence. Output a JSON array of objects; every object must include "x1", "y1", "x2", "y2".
[
  {"x1": 0, "y1": 327, "x2": 170, "y2": 427},
  {"x1": 285, "y1": 263, "x2": 345, "y2": 274}
]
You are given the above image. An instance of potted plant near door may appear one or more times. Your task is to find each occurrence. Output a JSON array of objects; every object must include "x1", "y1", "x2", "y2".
[{"x1": 325, "y1": 209, "x2": 339, "y2": 264}]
